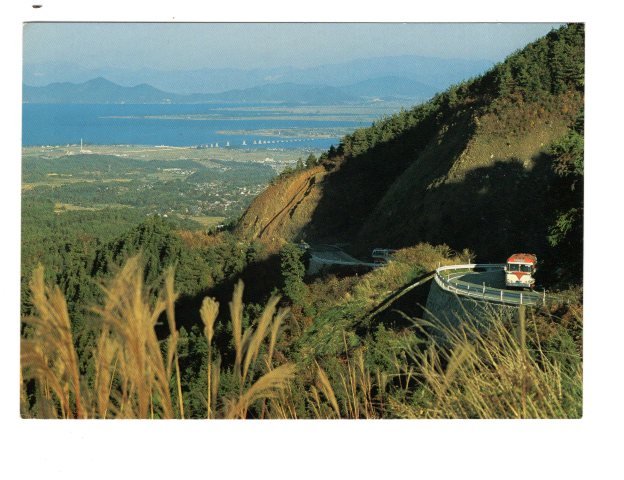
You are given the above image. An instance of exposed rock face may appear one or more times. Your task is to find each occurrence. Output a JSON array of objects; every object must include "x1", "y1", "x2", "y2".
[{"x1": 235, "y1": 166, "x2": 326, "y2": 249}]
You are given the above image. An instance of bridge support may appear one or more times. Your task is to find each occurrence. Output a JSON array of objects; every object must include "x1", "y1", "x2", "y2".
[{"x1": 425, "y1": 281, "x2": 517, "y2": 333}]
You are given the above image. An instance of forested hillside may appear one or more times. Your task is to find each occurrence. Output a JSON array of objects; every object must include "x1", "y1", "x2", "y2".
[{"x1": 238, "y1": 24, "x2": 584, "y2": 284}]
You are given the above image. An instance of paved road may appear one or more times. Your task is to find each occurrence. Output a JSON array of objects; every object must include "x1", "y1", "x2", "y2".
[
  {"x1": 306, "y1": 244, "x2": 378, "y2": 274},
  {"x1": 436, "y1": 265, "x2": 545, "y2": 306},
  {"x1": 305, "y1": 247, "x2": 553, "y2": 307},
  {"x1": 455, "y1": 269, "x2": 506, "y2": 289}
]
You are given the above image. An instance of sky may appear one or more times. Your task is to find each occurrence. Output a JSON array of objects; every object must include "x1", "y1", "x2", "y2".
[{"x1": 23, "y1": 22, "x2": 563, "y2": 71}]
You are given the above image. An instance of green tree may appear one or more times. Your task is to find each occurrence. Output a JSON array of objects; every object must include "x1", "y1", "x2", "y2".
[
  {"x1": 305, "y1": 153, "x2": 318, "y2": 168},
  {"x1": 92, "y1": 216, "x2": 183, "y2": 288},
  {"x1": 494, "y1": 62, "x2": 514, "y2": 97},
  {"x1": 279, "y1": 243, "x2": 307, "y2": 306},
  {"x1": 550, "y1": 111, "x2": 584, "y2": 179},
  {"x1": 546, "y1": 109, "x2": 584, "y2": 282}
]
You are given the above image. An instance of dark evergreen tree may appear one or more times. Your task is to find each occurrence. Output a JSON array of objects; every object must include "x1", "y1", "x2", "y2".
[{"x1": 279, "y1": 243, "x2": 307, "y2": 306}]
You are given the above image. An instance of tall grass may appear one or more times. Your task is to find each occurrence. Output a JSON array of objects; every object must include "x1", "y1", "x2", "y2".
[
  {"x1": 21, "y1": 255, "x2": 294, "y2": 419},
  {"x1": 294, "y1": 300, "x2": 581, "y2": 420},
  {"x1": 21, "y1": 266, "x2": 85, "y2": 418},
  {"x1": 208, "y1": 279, "x2": 296, "y2": 419},
  {"x1": 389, "y1": 307, "x2": 583, "y2": 419}
]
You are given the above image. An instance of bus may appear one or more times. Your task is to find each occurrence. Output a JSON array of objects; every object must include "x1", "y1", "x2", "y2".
[{"x1": 504, "y1": 253, "x2": 538, "y2": 289}]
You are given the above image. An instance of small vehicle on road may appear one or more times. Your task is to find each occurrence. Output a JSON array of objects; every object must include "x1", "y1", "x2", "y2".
[
  {"x1": 504, "y1": 253, "x2": 537, "y2": 289},
  {"x1": 371, "y1": 248, "x2": 397, "y2": 264},
  {"x1": 297, "y1": 240, "x2": 310, "y2": 251}
]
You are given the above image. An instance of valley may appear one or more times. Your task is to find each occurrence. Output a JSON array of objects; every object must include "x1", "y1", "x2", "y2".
[{"x1": 22, "y1": 144, "x2": 327, "y2": 225}]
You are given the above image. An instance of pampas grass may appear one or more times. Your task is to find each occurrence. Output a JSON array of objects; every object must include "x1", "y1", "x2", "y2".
[
  {"x1": 20, "y1": 254, "x2": 581, "y2": 419},
  {"x1": 395, "y1": 308, "x2": 582, "y2": 419},
  {"x1": 199, "y1": 296, "x2": 219, "y2": 418},
  {"x1": 21, "y1": 255, "x2": 295, "y2": 419},
  {"x1": 21, "y1": 266, "x2": 85, "y2": 418},
  {"x1": 90, "y1": 255, "x2": 174, "y2": 418},
  {"x1": 215, "y1": 280, "x2": 295, "y2": 419}
]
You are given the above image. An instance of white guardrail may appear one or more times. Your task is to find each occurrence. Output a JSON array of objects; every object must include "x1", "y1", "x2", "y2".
[
  {"x1": 434, "y1": 263, "x2": 547, "y2": 306},
  {"x1": 309, "y1": 254, "x2": 379, "y2": 269}
]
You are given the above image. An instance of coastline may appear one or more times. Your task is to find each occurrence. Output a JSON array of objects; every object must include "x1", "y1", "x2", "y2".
[{"x1": 21, "y1": 143, "x2": 327, "y2": 166}]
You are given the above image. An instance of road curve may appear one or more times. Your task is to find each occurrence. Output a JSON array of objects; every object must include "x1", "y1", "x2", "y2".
[
  {"x1": 307, "y1": 244, "x2": 379, "y2": 274},
  {"x1": 434, "y1": 264, "x2": 547, "y2": 306},
  {"x1": 305, "y1": 246, "x2": 564, "y2": 307}
]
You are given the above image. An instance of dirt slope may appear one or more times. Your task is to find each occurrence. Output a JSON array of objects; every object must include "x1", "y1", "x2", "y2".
[{"x1": 236, "y1": 166, "x2": 326, "y2": 248}]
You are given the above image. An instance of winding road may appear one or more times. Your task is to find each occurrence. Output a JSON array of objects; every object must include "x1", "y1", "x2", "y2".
[
  {"x1": 307, "y1": 244, "x2": 562, "y2": 307},
  {"x1": 307, "y1": 244, "x2": 379, "y2": 274},
  {"x1": 434, "y1": 264, "x2": 547, "y2": 306}
]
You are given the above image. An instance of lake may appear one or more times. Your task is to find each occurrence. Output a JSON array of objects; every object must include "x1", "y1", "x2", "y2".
[{"x1": 22, "y1": 103, "x2": 393, "y2": 149}]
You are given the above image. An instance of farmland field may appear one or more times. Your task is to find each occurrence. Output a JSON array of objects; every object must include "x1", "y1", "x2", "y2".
[{"x1": 22, "y1": 144, "x2": 325, "y2": 224}]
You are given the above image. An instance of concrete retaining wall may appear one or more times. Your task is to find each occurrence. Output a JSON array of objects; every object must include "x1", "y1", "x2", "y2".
[{"x1": 424, "y1": 281, "x2": 518, "y2": 330}]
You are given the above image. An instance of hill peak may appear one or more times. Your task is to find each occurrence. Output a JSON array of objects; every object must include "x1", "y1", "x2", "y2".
[{"x1": 85, "y1": 76, "x2": 116, "y2": 86}]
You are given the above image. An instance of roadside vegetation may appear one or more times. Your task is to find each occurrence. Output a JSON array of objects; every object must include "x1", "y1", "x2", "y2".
[{"x1": 21, "y1": 248, "x2": 581, "y2": 419}]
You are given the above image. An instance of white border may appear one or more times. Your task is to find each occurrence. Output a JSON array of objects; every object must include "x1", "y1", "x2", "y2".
[{"x1": 2, "y1": 1, "x2": 622, "y2": 479}]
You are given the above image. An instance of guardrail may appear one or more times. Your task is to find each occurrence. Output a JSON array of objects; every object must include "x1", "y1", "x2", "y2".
[
  {"x1": 434, "y1": 263, "x2": 547, "y2": 306},
  {"x1": 309, "y1": 254, "x2": 379, "y2": 269}
]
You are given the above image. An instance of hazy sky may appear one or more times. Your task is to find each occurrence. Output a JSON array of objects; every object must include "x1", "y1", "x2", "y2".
[{"x1": 23, "y1": 23, "x2": 562, "y2": 70}]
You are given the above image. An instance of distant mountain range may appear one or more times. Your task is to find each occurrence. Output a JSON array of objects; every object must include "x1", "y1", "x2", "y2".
[
  {"x1": 23, "y1": 78, "x2": 176, "y2": 104},
  {"x1": 24, "y1": 54, "x2": 494, "y2": 95},
  {"x1": 23, "y1": 76, "x2": 440, "y2": 105}
]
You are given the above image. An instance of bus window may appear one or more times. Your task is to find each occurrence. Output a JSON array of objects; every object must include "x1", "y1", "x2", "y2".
[{"x1": 520, "y1": 264, "x2": 532, "y2": 273}]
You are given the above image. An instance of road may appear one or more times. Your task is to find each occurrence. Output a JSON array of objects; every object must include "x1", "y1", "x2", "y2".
[
  {"x1": 306, "y1": 244, "x2": 379, "y2": 274},
  {"x1": 435, "y1": 264, "x2": 546, "y2": 306},
  {"x1": 305, "y1": 246, "x2": 556, "y2": 307}
]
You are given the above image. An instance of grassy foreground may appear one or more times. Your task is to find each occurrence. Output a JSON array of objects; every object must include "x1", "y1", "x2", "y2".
[{"x1": 20, "y1": 254, "x2": 582, "y2": 419}]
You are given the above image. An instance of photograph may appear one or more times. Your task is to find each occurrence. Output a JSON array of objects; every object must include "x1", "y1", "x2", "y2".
[{"x1": 20, "y1": 21, "x2": 584, "y2": 420}]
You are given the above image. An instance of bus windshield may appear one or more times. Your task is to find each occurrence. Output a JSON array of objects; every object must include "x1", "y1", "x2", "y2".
[{"x1": 507, "y1": 263, "x2": 533, "y2": 273}]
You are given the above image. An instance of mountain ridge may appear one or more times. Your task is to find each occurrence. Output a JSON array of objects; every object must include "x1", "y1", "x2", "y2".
[
  {"x1": 23, "y1": 54, "x2": 494, "y2": 94},
  {"x1": 23, "y1": 76, "x2": 436, "y2": 104}
]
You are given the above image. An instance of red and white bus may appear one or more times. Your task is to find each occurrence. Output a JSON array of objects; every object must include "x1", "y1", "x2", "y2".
[{"x1": 505, "y1": 253, "x2": 537, "y2": 289}]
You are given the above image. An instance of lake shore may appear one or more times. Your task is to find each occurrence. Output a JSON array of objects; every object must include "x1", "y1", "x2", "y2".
[{"x1": 22, "y1": 144, "x2": 326, "y2": 166}]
